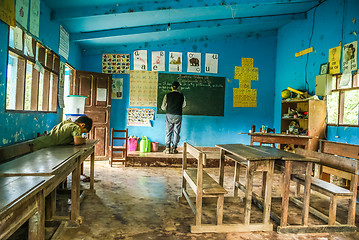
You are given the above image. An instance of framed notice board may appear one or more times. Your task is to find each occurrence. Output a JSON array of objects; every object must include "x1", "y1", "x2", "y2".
[{"x1": 157, "y1": 73, "x2": 225, "y2": 116}]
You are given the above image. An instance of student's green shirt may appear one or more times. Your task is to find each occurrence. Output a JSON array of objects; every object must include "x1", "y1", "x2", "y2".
[{"x1": 32, "y1": 119, "x2": 81, "y2": 151}]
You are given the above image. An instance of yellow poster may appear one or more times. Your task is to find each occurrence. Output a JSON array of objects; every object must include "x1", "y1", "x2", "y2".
[
  {"x1": 129, "y1": 70, "x2": 158, "y2": 107},
  {"x1": 0, "y1": 0, "x2": 16, "y2": 27},
  {"x1": 233, "y1": 58, "x2": 258, "y2": 107},
  {"x1": 329, "y1": 46, "x2": 341, "y2": 74}
]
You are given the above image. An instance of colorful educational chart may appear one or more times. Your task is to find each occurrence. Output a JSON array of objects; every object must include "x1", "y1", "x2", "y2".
[
  {"x1": 129, "y1": 70, "x2": 158, "y2": 107},
  {"x1": 133, "y1": 50, "x2": 147, "y2": 70},
  {"x1": 152, "y1": 51, "x2": 165, "y2": 71},
  {"x1": 29, "y1": 0, "x2": 40, "y2": 37},
  {"x1": 111, "y1": 78, "x2": 123, "y2": 99},
  {"x1": 14, "y1": 26, "x2": 23, "y2": 51},
  {"x1": 15, "y1": 0, "x2": 29, "y2": 29},
  {"x1": 205, "y1": 53, "x2": 218, "y2": 74},
  {"x1": 102, "y1": 54, "x2": 130, "y2": 74},
  {"x1": 329, "y1": 46, "x2": 341, "y2": 74},
  {"x1": 0, "y1": 0, "x2": 16, "y2": 27},
  {"x1": 233, "y1": 58, "x2": 258, "y2": 108},
  {"x1": 127, "y1": 108, "x2": 155, "y2": 126},
  {"x1": 342, "y1": 41, "x2": 357, "y2": 73},
  {"x1": 169, "y1": 52, "x2": 182, "y2": 72},
  {"x1": 187, "y1": 52, "x2": 201, "y2": 73}
]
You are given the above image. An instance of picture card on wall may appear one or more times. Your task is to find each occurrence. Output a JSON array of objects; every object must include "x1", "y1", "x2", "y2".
[
  {"x1": 205, "y1": 53, "x2": 218, "y2": 74},
  {"x1": 187, "y1": 52, "x2": 201, "y2": 73},
  {"x1": 342, "y1": 41, "x2": 357, "y2": 73},
  {"x1": 134, "y1": 50, "x2": 147, "y2": 71},
  {"x1": 169, "y1": 52, "x2": 182, "y2": 72},
  {"x1": 102, "y1": 54, "x2": 130, "y2": 74},
  {"x1": 152, "y1": 51, "x2": 165, "y2": 71}
]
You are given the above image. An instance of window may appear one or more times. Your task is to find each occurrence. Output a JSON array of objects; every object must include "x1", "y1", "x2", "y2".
[
  {"x1": 326, "y1": 72, "x2": 359, "y2": 126},
  {"x1": 5, "y1": 26, "x2": 60, "y2": 112}
]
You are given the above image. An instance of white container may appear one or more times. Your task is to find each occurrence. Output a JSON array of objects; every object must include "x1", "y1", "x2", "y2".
[{"x1": 65, "y1": 95, "x2": 87, "y2": 114}]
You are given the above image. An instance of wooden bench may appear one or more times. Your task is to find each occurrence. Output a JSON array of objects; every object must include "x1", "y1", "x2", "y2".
[
  {"x1": 293, "y1": 148, "x2": 358, "y2": 229},
  {"x1": 180, "y1": 142, "x2": 227, "y2": 233}
]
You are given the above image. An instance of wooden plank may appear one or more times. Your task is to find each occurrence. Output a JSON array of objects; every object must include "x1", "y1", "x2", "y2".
[
  {"x1": 191, "y1": 223, "x2": 273, "y2": 233},
  {"x1": 280, "y1": 160, "x2": 291, "y2": 227},
  {"x1": 70, "y1": 158, "x2": 81, "y2": 224},
  {"x1": 320, "y1": 140, "x2": 359, "y2": 160},
  {"x1": 277, "y1": 224, "x2": 356, "y2": 234},
  {"x1": 184, "y1": 169, "x2": 227, "y2": 195}
]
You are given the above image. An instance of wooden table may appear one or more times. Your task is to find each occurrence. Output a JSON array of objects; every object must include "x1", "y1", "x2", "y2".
[
  {"x1": 0, "y1": 176, "x2": 53, "y2": 240},
  {"x1": 247, "y1": 133, "x2": 313, "y2": 150},
  {"x1": 216, "y1": 144, "x2": 318, "y2": 233},
  {"x1": 0, "y1": 139, "x2": 98, "y2": 224}
]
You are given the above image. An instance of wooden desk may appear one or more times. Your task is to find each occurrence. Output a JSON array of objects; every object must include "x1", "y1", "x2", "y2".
[
  {"x1": 0, "y1": 176, "x2": 53, "y2": 240},
  {"x1": 216, "y1": 144, "x2": 318, "y2": 233},
  {"x1": 247, "y1": 133, "x2": 313, "y2": 150},
  {"x1": 0, "y1": 139, "x2": 99, "y2": 223},
  {"x1": 216, "y1": 144, "x2": 276, "y2": 232}
]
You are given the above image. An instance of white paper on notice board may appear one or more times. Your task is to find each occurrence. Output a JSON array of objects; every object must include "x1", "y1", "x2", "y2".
[{"x1": 97, "y1": 88, "x2": 107, "y2": 101}]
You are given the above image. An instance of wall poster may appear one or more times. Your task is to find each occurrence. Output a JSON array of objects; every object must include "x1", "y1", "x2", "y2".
[
  {"x1": 205, "y1": 53, "x2": 218, "y2": 74},
  {"x1": 342, "y1": 41, "x2": 357, "y2": 73},
  {"x1": 129, "y1": 70, "x2": 158, "y2": 107},
  {"x1": 152, "y1": 51, "x2": 165, "y2": 71},
  {"x1": 111, "y1": 78, "x2": 123, "y2": 99},
  {"x1": 133, "y1": 50, "x2": 147, "y2": 70},
  {"x1": 187, "y1": 52, "x2": 201, "y2": 73},
  {"x1": 328, "y1": 46, "x2": 341, "y2": 74},
  {"x1": 102, "y1": 54, "x2": 130, "y2": 74},
  {"x1": 0, "y1": 0, "x2": 16, "y2": 27},
  {"x1": 59, "y1": 25, "x2": 69, "y2": 60},
  {"x1": 15, "y1": 0, "x2": 29, "y2": 29},
  {"x1": 127, "y1": 108, "x2": 154, "y2": 127},
  {"x1": 29, "y1": 0, "x2": 40, "y2": 37},
  {"x1": 233, "y1": 58, "x2": 258, "y2": 108},
  {"x1": 169, "y1": 52, "x2": 182, "y2": 72}
]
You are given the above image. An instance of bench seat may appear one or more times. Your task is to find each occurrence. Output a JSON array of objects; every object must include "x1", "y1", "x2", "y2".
[
  {"x1": 292, "y1": 174, "x2": 352, "y2": 197},
  {"x1": 185, "y1": 168, "x2": 227, "y2": 195}
]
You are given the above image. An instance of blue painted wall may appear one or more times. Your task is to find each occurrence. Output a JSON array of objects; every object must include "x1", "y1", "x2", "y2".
[
  {"x1": 0, "y1": 1, "x2": 81, "y2": 146},
  {"x1": 275, "y1": 0, "x2": 359, "y2": 144},
  {"x1": 82, "y1": 33, "x2": 277, "y2": 147}
]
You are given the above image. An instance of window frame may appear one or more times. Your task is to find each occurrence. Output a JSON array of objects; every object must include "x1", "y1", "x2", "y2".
[
  {"x1": 327, "y1": 72, "x2": 359, "y2": 127},
  {"x1": 5, "y1": 26, "x2": 60, "y2": 113}
]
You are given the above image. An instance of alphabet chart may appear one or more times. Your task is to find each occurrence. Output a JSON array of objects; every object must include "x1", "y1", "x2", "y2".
[
  {"x1": 152, "y1": 51, "x2": 165, "y2": 71},
  {"x1": 169, "y1": 52, "x2": 182, "y2": 72},
  {"x1": 187, "y1": 52, "x2": 201, "y2": 73},
  {"x1": 129, "y1": 70, "x2": 158, "y2": 107},
  {"x1": 205, "y1": 53, "x2": 218, "y2": 74}
]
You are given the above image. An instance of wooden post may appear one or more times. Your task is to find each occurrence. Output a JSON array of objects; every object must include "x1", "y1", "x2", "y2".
[
  {"x1": 217, "y1": 194, "x2": 224, "y2": 225},
  {"x1": 195, "y1": 152, "x2": 204, "y2": 225},
  {"x1": 90, "y1": 149, "x2": 95, "y2": 190},
  {"x1": 45, "y1": 190, "x2": 56, "y2": 220},
  {"x1": 180, "y1": 143, "x2": 187, "y2": 198},
  {"x1": 348, "y1": 173, "x2": 358, "y2": 225},
  {"x1": 280, "y1": 160, "x2": 292, "y2": 227},
  {"x1": 71, "y1": 158, "x2": 81, "y2": 222},
  {"x1": 244, "y1": 162, "x2": 254, "y2": 225},
  {"x1": 219, "y1": 149, "x2": 225, "y2": 187},
  {"x1": 29, "y1": 190, "x2": 45, "y2": 240},
  {"x1": 302, "y1": 162, "x2": 313, "y2": 226},
  {"x1": 234, "y1": 162, "x2": 240, "y2": 197},
  {"x1": 263, "y1": 160, "x2": 274, "y2": 225}
]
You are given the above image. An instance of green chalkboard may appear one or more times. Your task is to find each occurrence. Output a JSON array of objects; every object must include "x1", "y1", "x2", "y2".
[{"x1": 157, "y1": 73, "x2": 225, "y2": 116}]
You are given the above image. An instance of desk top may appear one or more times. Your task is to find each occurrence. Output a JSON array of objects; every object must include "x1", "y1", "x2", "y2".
[
  {"x1": 0, "y1": 139, "x2": 99, "y2": 176},
  {"x1": 246, "y1": 133, "x2": 312, "y2": 139},
  {"x1": 0, "y1": 176, "x2": 52, "y2": 215},
  {"x1": 216, "y1": 144, "x2": 318, "y2": 162}
]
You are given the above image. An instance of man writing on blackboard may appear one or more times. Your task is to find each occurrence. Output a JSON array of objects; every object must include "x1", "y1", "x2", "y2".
[{"x1": 161, "y1": 81, "x2": 186, "y2": 154}]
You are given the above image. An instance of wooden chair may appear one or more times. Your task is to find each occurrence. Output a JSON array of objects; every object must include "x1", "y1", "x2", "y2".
[
  {"x1": 109, "y1": 128, "x2": 128, "y2": 167},
  {"x1": 180, "y1": 142, "x2": 227, "y2": 233}
]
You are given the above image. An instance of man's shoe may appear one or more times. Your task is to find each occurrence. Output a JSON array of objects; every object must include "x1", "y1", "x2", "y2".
[
  {"x1": 163, "y1": 148, "x2": 171, "y2": 154},
  {"x1": 172, "y1": 148, "x2": 178, "y2": 154}
]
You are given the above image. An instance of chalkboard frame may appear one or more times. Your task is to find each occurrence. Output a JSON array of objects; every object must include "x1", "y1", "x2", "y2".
[{"x1": 157, "y1": 73, "x2": 225, "y2": 116}]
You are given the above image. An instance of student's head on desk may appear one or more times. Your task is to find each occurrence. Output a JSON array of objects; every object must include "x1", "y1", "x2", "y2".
[{"x1": 75, "y1": 116, "x2": 93, "y2": 134}]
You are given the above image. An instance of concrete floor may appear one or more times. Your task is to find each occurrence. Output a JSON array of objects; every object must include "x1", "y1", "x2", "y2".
[{"x1": 60, "y1": 161, "x2": 359, "y2": 240}]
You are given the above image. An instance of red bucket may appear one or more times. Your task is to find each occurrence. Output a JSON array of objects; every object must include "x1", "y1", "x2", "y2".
[
  {"x1": 151, "y1": 142, "x2": 159, "y2": 152},
  {"x1": 128, "y1": 138, "x2": 138, "y2": 151}
]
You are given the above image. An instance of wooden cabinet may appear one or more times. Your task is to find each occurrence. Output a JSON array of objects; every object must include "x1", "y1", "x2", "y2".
[{"x1": 281, "y1": 99, "x2": 326, "y2": 151}]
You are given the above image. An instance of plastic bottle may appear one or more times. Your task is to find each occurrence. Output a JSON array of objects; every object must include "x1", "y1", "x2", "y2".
[{"x1": 140, "y1": 136, "x2": 152, "y2": 152}]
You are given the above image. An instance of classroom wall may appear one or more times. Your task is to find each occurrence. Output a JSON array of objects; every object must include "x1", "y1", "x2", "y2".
[
  {"x1": 275, "y1": 0, "x2": 359, "y2": 144},
  {"x1": 82, "y1": 33, "x2": 277, "y2": 147},
  {"x1": 0, "y1": 0, "x2": 82, "y2": 146}
]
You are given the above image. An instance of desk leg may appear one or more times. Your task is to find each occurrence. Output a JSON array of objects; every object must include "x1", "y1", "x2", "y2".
[
  {"x1": 244, "y1": 162, "x2": 254, "y2": 225},
  {"x1": 71, "y1": 158, "x2": 81, "y2": 223},
  {"x1": 29, "y1": 190, "x2": 45, "y2": 240},
  {"x1": 90, "y1": 151, "x2": 95, "y2": 190},
  {"x1": 219, "y1": 149, "x2": 225, "y2": 187},
  {"x1": 280, "y1": 161, "x2": 292, "y2": 227},
  {"x1": 302, "y1": 162, "x2": 312, "y2": 226},
  {"x1": 234, "y1": 162, "x2": 240, "y2": 197},
  {"x1": 263, "y1": 160, "x2": 274, "y2": 225}
]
